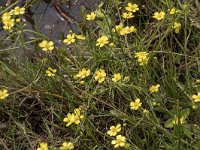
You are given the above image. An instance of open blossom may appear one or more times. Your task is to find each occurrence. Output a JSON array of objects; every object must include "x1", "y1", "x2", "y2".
[
  {"x1": 173, "y1": 22, "x2": 181, "y2": 34},
  {"x1": 63, "y1": 107, "x2": 84, "y2": 126},
  {"x1": 63, "y1": 33, "x2": 75, "y2": 45},
  {"x1": 39, "y1": 40, "x2": 54, "y2": 52},
  {"x1": 107, "y1": 124, "x2": 121, "y2": 136},
  {"x1": 2, "y1": 19, "x2": 15, "y2": 30},
  {"x1": 0, "y1": 89, "x2": 9, "y2": 100},
  {"x1": 135, "y1": 52, "x2": 149, "y2": 66},
  {"x1": 130, "y1": 98, "x2": 142, "y2": 110},
  {"x1": 192, "y1": 92, "x2": 200, "y2": 102},
  {"x1": 111, "y1": 135, "x2": 126, "y2": 148},
  {"x1": 86, "y1": 12, "x2": 96, "y2": 21},
  {"x1": 14, "y1": 6, "x2": 25, "y2": 15},
  {"x1": 122, "y1": 12, "x2": 134, "y2": 19},
  {"x1": 125, "y1": 3, "x2": 139, "y2": 12},
  {"x1": 149, "y1": 84, "x2": 160, "y2": 93},
  {"x1": 112, "y1": 23, "x2": 124, "y2": 34},
  {"x1": 45, "y1": 67, "x2": 57, "y2": 76},
  {"x1": 96, "y1": 36, "x2": 109, "y2": 47},
  {"x1": 95, "y1": 69, "x2": 106, "y2": 83},
  {"x1": 120, "y1": 26, "x2": 137, "y2": 35},
  {"x1": 153, "y1": 11, "x2": 165, "y2": 21},
  {"x1": 76, "y1": 68, "x2": 91, "y2": 79},
  {"x1": 37, "y1": 142, "x2": 48, "y2": 150},
  {"x1": 60, "y1": 142, "x2": 74, "y2": 150},
  {"x1": 112, "y1": 73, "x2": 122, "y2": 82}
]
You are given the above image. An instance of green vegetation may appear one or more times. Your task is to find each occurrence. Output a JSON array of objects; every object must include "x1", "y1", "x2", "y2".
[{"x1": 0, "y1": 0, "x2": 200, "y2": 149}]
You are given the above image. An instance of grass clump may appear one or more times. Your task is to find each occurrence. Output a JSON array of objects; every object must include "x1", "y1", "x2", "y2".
[{"x1": 0, "y1": 0, "x2": 200, "y2": 149}]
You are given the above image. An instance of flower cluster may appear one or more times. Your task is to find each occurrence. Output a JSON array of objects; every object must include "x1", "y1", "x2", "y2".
[
  {"x1": 134, "y1": 51, "x2": 149, "y2": 66},
  {"x1": 63, "y1": 32, "x2": 86, "y2": 45},
  {"x1": 107, "y1": 124, "x2": 127, "y2": 148},
  {"x1": 63, "y1": 107, "x2": 84, "y2": 127},
  {"x1": 1, "y1": 6, "x2": 25, "y2": 31}
]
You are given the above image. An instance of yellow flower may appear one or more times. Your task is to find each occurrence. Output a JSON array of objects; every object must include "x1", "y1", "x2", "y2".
[
  {"x1": 76, "y1": 68, "x2": 91, "y2": 79},
  {"x1": 45, "y1": 67, "x2": 57, "y2": 76},
  {"x1": 96, "y1": 35, "x2": 109, "y2": 47},
  {"x1": 63, "y1": 33, "x2": 75, "y2": 45},
  {"x1": 39, "y1": 40, "x2": 54, "y2": 52},
  {"x1": 37, "y1": 142, "x2": 48, "y2": 150},
  {"x1": 173, "y1": 22, "x2": 181, "y2": 34},
  {"x1": 63, "y1": 113, "x2": 78, "y2": 126},
  {"x1": 168, "y1": 8, "x2": 180, "y2": 15},
  {"x1": 112, "y1": 23, "x2": 124, "y2": 34},
  {"x1": 95, "y1": 69, "x2": 106, "y2": 83},
  {"x1": 196, "y1": 79, "x2": 200, "y2": 84},
  {"x1": 86, "y1": 12, "x2": 96, "y2": 21},
  {"x1": 149, "y1": 84, "x2": 160, "y2": 93},
  {"x1": 130, "y1": 98, "x2": 142, "y2": 110},
  {"x1": 107, "y1": 124, "x2": 121, "y2": 136},
  {"x1": 14, "y1": 6, "x2": 25, "y2": 15},
  {"x1": 0, "y1": 89, "x2": 9, "y2": 100},
  {"x1": 153, "y1": 11, "x2": 165, "y2": 21},
  {"x1": 3, "y1": 19, "x2": 15, "y2": 30},
  {"x1": 125, "y1": 3, "x2": 139, "y2": 12},
  {"x1": 134, "y1": 52, "x2": 149, "y2": 66},
  {"x1": 120, "y1": 26, "x2": 137, "y2": 35},
  {"x1": 122, "y1": 12, "x2": 134, "y2": 19},
  {"x1": 192, "y1": 92, "x2": 200, "y2": 102},
  {"x1": 63, "y1": 108, "x2": 84, "y2": 126},
  {"x1": 112, "y1": 73, "x2": 122, "y2": 82},
  {"x1": 16, "y1": 18, "x2": 21, "y2": 23},
  {"x1": 111, "y1": 135, "x2": 126, "y2": 148},
  {"x1": 60, "y1": 142, "x2": 74, "y2": 150},
  {"x1": 143, "y1": 109, "x2": 149, "y2": 114},
  {"x1": 75, "y1": 34, "x2": 86, "y2": 40},
  {"x1": 2, "y1": 12, "x2": 12, "y2": 21},
  {"x1": 173, "y1": 116, "x2": 184, "y2": 125}
]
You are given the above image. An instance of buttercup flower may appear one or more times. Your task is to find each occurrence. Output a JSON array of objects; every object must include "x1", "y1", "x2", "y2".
[
  {"x1": 149, "y1": 84, "x2": 160, "y2": 93},
  {"x1": 63, "y1": 107, "x2": 84, "y2": 126},
  {"x1": 130, "y1": 98, "x2": 142, "y2": 110},
  {"x1": 173, "y1": 22, "x2": 181, "y2": 34},
  {"x1": 60, "y1": 142, "x2": 74, "y2": 150},
  {"x1": 112, "y1": 23, "x2": 124, "y2": 34},
  {"x1": 122, "y1": 12, "x2": 134, "y2": 19},
  {"x1": 39, "y1": 40, "x2": 54, "y2": 52},
  {"x1": 46, "y1": 67, "x2": 57, "y2": 76},
  {"x1": 2, "y1": 19, "x2": 15, "y2": 30},
  {"x1": 120, "y1": 26, "x2": 137, "y2": 35},
  {"x1": 192, "y1": 92, "x2": 200, "y2": 102},
  {"x1": 107, "y1": 124, "x2": 121, "y2": 136},
  {"x1": 95, "y1": 69, "x2": 106, "y2": 83},
  {"x1": 0, "y1": 89, "x2": 9, "y2": 100},
  {"x1": 125, "y1": 3, "x2": 139, "y2": 12},
  {"x1": 63, "y1": 33, "x2": 75, "y2": 45},
  {"x1": 14, "y1": 6, "x2": 25, "y2": 15},
  {"x1": 37, "y1": 142, "x2": 48, "y2": 150},
  {"x1": 111, "y1": 135, "x2": 126, "y2": 148},
  {"x1": 168, "y1": 8, "x2": 180, "y2": 15},
  {"x1": 112, "y1": 73, "x2": 122, "y2": 82},
  {"x1": 76, "y1": 68, "x2": 91, "y2": 79},
  {"x1": 153, "y1": 11, "x2": 165, "y2": 21},
  {"x1": 96, "y1": 36, "x2": 109, "y2": 47},
  {"x1": 134, "y1": 52, "x2": 149, "y2": 66},
  {"x1": 86, "y1": 12, "x2": 96, "y2": 21},
  {"x1": 75, "y1": 34, "x2": 86, "y2": 40}
]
